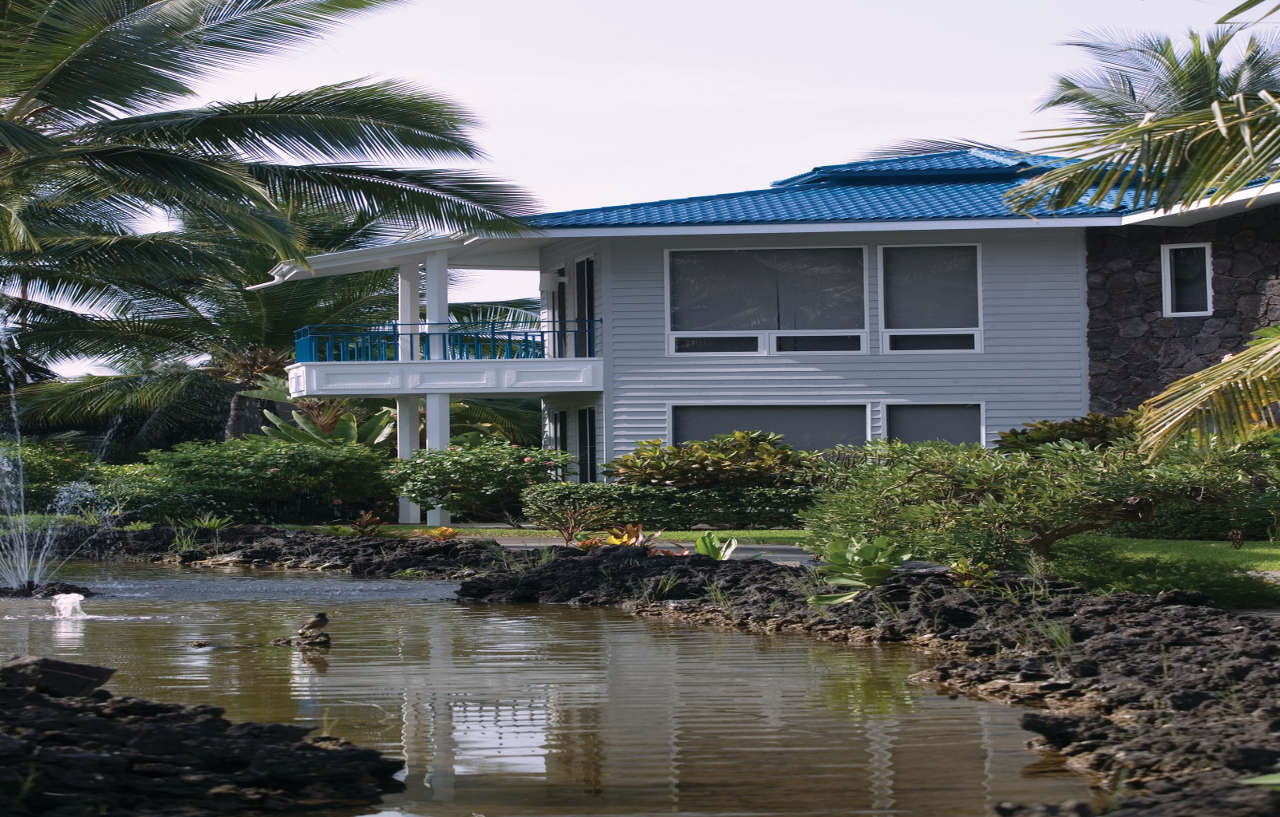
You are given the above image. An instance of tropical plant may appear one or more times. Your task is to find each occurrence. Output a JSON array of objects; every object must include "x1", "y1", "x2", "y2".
[
  {"x1": 389, "y1": 441, "x2": 573, "y2": 522},
  {"x1": 0, "y1": 0, "x2": 530, "y2": 259},
  {"x1": 348, "y1": 511, "x2": 385, "y2": 537},
  {"x1": 692, "y1": 531, "x2": 739, "y2": 560},
  {"x1": 604, "y1": 523, "x2": 664, "y2": 551},
  {"x1": 808, "y1": 537, "x2": 911, "y2": 607},
  {"x1": 605, "y1": 431, "x2": 817, "y2": 489},
  {"x1": 1001, "y1": 24, "x2": 1280, "y2": 456},
  {"x1": 521, "y1": 482, "x2": 815, "y2": 530},
  {"x1": 93, "y1": 438, "x2": 392, "y2": 523},
  {"x1": 994, "y1": 412, "x2": 1137, "y2": 452},
  {"x1": 260, "y1": 408, "x2": 394, "y2": 448}
]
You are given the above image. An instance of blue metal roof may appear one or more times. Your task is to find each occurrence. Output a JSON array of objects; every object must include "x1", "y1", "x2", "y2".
[{"x1": 525, "y1": 148, "x2": 1122, "y2": 229}]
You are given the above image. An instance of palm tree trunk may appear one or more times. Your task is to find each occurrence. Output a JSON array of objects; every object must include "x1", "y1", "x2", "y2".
[{"x1": 224, "y1": 394, "x2": 270, "y2": 440}]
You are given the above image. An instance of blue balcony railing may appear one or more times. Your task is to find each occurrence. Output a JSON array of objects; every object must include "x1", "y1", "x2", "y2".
[{"x1": 294, "y1": 320, "x2": 600, "y2": 363}]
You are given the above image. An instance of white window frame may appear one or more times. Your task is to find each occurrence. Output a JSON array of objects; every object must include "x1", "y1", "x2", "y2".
[
  {"x1": 665, "y1": 400, "x2": 874, "y2": 446},
  {"x1": 877, "y1": 243, "x2": 984, "y2": 354},
  {"x1": 1161, "y1": 242, "x2": 1214, "y2": 318},
  {"x1": 663, "y1": 245, "x2": 870, "y2": 357},
  {"x1": 881, "y1": 400, "x2": 988, "y2": 446}
]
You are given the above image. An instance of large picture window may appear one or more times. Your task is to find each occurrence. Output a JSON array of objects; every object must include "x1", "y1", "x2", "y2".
[
  {"x1": 880, "y1": 245, "x2": 982, "y2": 352},
  {"x1": 1161, "y1": 243, "x2": 1213, "y2": 317},
  {"x1": 672, "y1": 405, "x2": 868, "y2": 450},
  {"x1": 668, "y1": 247, "x2": 867, "y2": 354}
]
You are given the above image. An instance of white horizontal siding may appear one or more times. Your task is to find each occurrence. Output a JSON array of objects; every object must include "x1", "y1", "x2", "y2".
[{"x1": 542, "y1": 228, "x2": 1088, "y2": 463}]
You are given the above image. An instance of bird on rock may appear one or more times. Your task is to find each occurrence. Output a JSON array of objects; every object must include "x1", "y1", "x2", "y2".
[{"x1": 299, "y1": 612, "x2": 329, "y2": 635}]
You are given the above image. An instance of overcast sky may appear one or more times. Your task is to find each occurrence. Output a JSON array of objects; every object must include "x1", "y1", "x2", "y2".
[{"x1": 192, "y1": 0, "x2": 1241, "y2": 300}]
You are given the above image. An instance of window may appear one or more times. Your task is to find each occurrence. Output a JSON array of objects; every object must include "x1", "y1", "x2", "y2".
[
  {"x1": 1161, "y1": 243, "x2": 1213, "y2": 317},
  {"x1": 885, "y1": 404, "x2": 983, "y2": 444},
  {"x1": 671, "y1": 405, "x2": 868, "y2": 450},
  {"x1": 668, "y1": 247, "x2": 866, "y2": 354},
  {"x1": 880, "y1": 245, "x2": 982, "y2": 352},
  {"x1": 576, "y1": 407, "x2": 598, "y2": 482}
]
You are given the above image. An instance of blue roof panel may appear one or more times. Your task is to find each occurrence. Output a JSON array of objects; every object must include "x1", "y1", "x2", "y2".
[{"x1": 525, "y1": 148, "x2": 1120, "y2": 230}]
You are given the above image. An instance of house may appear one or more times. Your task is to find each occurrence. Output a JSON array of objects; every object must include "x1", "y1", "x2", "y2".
[{"x1": 253, "y1": 148, "x2": 1280, "y2": 522}]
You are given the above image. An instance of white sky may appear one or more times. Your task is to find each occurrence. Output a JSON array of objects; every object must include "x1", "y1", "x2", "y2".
[
  {"x1": 196, "y1": 0, "x2": 1237, "y2": 301},
  {"x1": 62, "y1": 0, "x2": 1250, "y2": 375}
]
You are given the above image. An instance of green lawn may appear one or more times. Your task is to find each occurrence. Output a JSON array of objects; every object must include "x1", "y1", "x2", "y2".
[{"x1": 1074, "y1": 535, "x2": 1280, "y2": 572}]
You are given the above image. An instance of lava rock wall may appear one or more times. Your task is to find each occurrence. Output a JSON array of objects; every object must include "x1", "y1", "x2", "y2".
[{"x1": 1087, "y1": 204, "x2": 1280, "y2": 413}]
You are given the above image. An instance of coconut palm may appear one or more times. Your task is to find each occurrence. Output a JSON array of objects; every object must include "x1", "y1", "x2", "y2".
[
  {"x1": 1003, "y1": 26, "x2": 1280, "y2": 455},
  {"x1": 0, "y1": 0, "x2": 531, "y2": 269}
]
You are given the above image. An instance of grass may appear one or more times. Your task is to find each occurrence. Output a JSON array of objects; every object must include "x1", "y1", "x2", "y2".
[{"x1": 1073, "y1": 535, "x2": 1280, "y2": 572}]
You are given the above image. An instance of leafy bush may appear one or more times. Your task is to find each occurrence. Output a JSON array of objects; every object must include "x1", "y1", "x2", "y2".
[
  {"x1": 605, "y1": 431, "x2": 815, "y2": 489},
  {"x1": 94, "y1": 438, "x2": 393, "y2": 523},
  {"x1": 802, "y1": 439, "x2": 1273, "y2": 568},
  {"x1": 388, "y1": 440, "x2": 572, "y2": 521},
  {"x1": 522, "y1": 482, "x2": 814, "y2": 530},
  {"x1": 1049, "y1": 537, "x2": 1280, "y2": 609},
  {"x1": 994, "y1": 412, "x2": 1137, "y2": 453},
  {"x1": 0, "y1": 439, "x2": 94, "y2": 509}
]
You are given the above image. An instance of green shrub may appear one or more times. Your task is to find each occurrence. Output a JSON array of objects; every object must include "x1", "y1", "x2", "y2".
[
  {"x1": 605, "y1": 431, "x2": 816, "y2": 489},
  {"x1": 94, "y1": 438, "x2": 393, "y2": 523},
  {"x1": 993, "y1": 412, "x2": 1137, "y2": 453},
  {"x1": 0, "y1": 439, "x2": 94, "y2": 509},
  {"x1": 388, "y1": 440, "x2": 572, "y2": 521},
  {"x1": 802, "y1": 439, "x2": 1273, "y2": 568},
  {"x1": 521, "y1": 482, "x2": 814, "y2": 530},
  {"x1": 1050, "y1": 537, "x2": 1280, "y2": 609}
]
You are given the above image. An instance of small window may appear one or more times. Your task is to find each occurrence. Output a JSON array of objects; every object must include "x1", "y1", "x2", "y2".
[
  {"x1": 881, "y1": 245, "x2": 982, "y2": 353},
  {"x1": 885, "y1": 404, "x2": 983, "y2": 444},
  {"x1": 1162, "y1": 243, "x2": 1212, "y2": 317},
  {"x1": 672, "y1": 405, "x2": 867, "y2": 450}
]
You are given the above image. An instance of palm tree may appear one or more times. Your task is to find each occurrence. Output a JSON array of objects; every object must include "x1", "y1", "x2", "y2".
[
  {"x1": 0, "y1": 0, "x2": 532, "y2": 271},
  {"x1": 1006, "y1": 26, "x2": 1280, "y2": 455}
]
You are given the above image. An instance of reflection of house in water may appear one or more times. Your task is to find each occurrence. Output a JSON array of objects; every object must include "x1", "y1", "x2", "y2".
[{"x1": 366, "y1": 608, "x2": 1086, "y2": 816}]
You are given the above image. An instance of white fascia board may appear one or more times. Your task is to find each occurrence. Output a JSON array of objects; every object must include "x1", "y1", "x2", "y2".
[
  {"x1": 1120, "y1": 185, "x2": 1280, "y2": 226},
  {"x1": 249, "y1": 234, "x2": 467, "y2": 289}
]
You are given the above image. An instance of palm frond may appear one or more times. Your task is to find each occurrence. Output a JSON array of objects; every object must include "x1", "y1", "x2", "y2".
[{"x1": 1138, "y1": 330, "x2": 1280, "y2": 457}]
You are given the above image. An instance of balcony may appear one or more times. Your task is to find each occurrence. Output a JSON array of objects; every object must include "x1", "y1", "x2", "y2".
[{"x1": 286, "y1": 321, "x2": 603, "y2": 398}]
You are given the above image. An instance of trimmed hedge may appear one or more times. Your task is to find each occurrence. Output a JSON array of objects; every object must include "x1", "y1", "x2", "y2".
[
  {"x1": 388, "y1": 440, "x2": 572, "y2": 521},
  {"x1": 94, "y1": 438, "x2": 393, "y2": 523},
  {"x1": 521, "y1": 482, "x2": 814, "y2": 530}
]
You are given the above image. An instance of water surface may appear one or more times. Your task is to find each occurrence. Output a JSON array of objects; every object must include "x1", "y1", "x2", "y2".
[{"x1": 0, "y1": 563, "x2": 1096, "y2": 816}]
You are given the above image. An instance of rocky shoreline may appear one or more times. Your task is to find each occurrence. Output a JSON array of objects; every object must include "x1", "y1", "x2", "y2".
[
  {"x1": 0, "y1": 656, "x2": 403, "y2": 817},
  {"x1": 456, "y1": 546, "x2": 1280, "y2": 817}
]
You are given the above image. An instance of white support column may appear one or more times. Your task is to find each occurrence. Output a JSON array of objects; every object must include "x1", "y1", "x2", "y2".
[
  {"x1": 424, "y1": 393, "x2": 451, "y2": 526},
  {"x1": 423, "y1": 250, "x2": 449, "y2": 359},
  {"x1": 396, "y1": 395, "x2": 421, "y2": 524},
  {"x1": 397, "y1": 264, "x2": 419, "y2": 360}
]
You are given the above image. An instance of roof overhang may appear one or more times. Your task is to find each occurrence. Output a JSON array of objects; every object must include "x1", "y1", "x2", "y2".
[{"x1": 248, "y1": 184, "x2": 1280, "y2": 289}]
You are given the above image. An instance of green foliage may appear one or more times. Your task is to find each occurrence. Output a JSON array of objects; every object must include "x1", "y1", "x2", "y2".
[
  {"x1": 259, "y1": 408, "x2": 394, "y2": 447},
  {"x1": 693, "y1": 532, "x2": 739, "y2": 560},
  {"x1": 809, "y1": 536, "x2": 911, "y2": 606},
  {"x1": 948, "y1": 557, "x2": 997, "y2": 588},
  {"x1": 0, "y1": 439, "x2": 93, "y2": 509},
  {"x1": 388, "y1": 441, "x2": 572, "y2": 521},
  {"x1": 605, "y1": 431, "x2": 815, "y2": 489},
  {"x1": 521, "y1": 482, "x2": 816, "y2": 531},
  {"x1": 94, "y1": 439, "x2": 392, "y2": 523},
  {"x1": 1050, "y1": 537, "x2": 1280, "y2": 609},
  {"x1": 803, "y1": 440, "x2": 1276, "y2": 568},
  {"x1": 994, "y1": 412, "x2": 1137, "y2": 453}
]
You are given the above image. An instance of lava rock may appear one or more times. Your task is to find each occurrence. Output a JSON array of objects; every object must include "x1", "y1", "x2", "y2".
[{"x1": 0, "y1": 656, "x2": 115, "y2": 697}]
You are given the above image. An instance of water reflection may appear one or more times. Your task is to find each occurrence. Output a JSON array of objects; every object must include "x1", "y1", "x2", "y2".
[{"x1": 0, "y1": 566, "x2": 1097, "y2": 817}]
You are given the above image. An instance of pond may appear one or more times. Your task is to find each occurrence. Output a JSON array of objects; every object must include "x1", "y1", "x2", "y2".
[{"x1": 0, "y1": 563, "x2": 1097, "y2": 817}]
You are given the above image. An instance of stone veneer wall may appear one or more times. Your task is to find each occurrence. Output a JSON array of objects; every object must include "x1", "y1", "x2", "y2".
[{"x1": 1087, "y1": 204, "x2": 1280, "y2": 414}]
